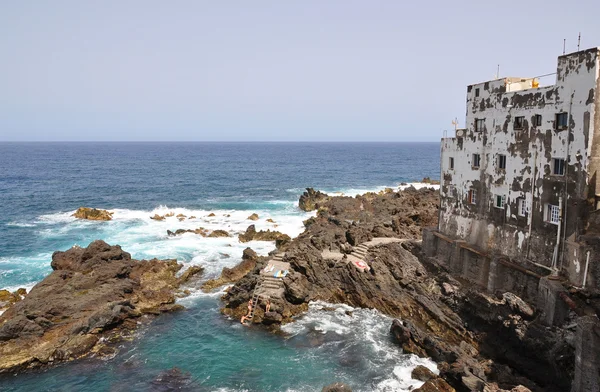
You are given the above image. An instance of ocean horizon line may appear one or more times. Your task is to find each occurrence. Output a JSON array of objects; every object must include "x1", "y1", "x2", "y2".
[{"x1": 0, "y1": 140, "x2": 441, "y2": 144}]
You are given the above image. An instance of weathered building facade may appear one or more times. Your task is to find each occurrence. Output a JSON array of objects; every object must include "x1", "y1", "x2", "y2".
[{"x1": 424, "y1": 47, "x2": 600, "y2": 294}]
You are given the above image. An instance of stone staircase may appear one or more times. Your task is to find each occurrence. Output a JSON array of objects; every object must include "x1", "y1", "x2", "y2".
[
  {"x1": 245, "y1": 253, "x2": 288, "y2": 324},
  {"x1": 350, "y1": 243, "x2": 369, "y2": 262}
]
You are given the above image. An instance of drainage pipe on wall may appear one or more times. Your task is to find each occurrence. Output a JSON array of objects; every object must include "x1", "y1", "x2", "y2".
[
  {"x1": 582, "y1": 250, "x2": 591, "y2": 289},
  {"x1": 526, "y1": 150, "x2": 538, "y2": 260},
  {"x1": 552, "y1": 196, "x2": 563, "y2": 272}
]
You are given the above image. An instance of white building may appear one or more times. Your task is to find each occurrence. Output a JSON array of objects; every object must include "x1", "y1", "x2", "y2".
[{"x1": 435, "y1": 47, "x2": 600, "y2": 289}]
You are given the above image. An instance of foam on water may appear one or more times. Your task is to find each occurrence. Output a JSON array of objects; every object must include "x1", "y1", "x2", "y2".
[{"x1": 282, "y1": 301, "x2": 438, "y2": 391}]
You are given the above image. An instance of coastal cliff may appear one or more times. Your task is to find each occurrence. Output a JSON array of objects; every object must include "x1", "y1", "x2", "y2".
[
  {"x1": 220, "y1": 187, "x2": 571, "y2": 391},
  {"x1": 0, "y1": 240, "x2": 202, "y2": 373}
]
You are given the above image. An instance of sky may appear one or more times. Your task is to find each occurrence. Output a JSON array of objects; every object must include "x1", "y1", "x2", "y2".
[{"x1": 0, "y1": 1, "x2": 599, "y2": 142}]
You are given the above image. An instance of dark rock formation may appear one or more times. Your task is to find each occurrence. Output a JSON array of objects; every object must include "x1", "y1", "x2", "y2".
[
  {"x1": 221, "y1": 187, "x2": 564, "y2": 391},
  {"x1": 72, "y1": 207, "x2": 113, "y2": 221},
  {"x1": 0, "y1": 240, "x2": 202, "y2": 373},
  {"x1": 238, "y1": 225, "x2": 291, "y2": 246},
  {"x1": 299, "y1": 188, "x2": 330, "y2": 211},
  {"x1": 207, "y1": 229, "x2": 230, "y2": 238},
  {"x1": 167, "y1": 227, "x2": 209, "y2": 237},
  {"x1": 412, "y1": 365, "x2": 436, "y2": 382},
  {"x1": 202, "y1": 248, "x2": 261, "y2": 292},
  {"x1": 321, "y1": 382, "x2": 352, "y2": 392}
]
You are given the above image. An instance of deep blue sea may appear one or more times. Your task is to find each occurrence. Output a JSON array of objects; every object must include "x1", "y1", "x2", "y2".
[{"x1": 0, "y1": 142, "x2": 440, "y2": 392}]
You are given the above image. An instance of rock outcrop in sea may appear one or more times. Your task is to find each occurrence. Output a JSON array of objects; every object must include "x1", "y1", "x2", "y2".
[
  {"x1": 219, "y1": 187, "x2": 554, "y2": 391},
  {"x1": 72, "y1": 207, "x2": 113, "y2": 221},
  {"x1": 0, "y1": 240, "x2": 202, "y2": 373}
]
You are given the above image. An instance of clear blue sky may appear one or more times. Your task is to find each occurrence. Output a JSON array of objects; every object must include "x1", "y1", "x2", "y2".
[{"x1": 1, "y1": 1, "x2": 598, "y2": 142}]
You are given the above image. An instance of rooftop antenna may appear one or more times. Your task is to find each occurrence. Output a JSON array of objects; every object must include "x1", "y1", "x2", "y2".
[
  {"x1": 577, "y1": 32, "x2": 581, "y2": 51},
  {"x1": 496, "y1": 64, "x2": 500, "y2": 79},
  {"x1": 452, "y1": 118, "x2": 458, "y2": 130},
  {"x1": 563, "y1": 39, "x2": 566, "y2": 55}
]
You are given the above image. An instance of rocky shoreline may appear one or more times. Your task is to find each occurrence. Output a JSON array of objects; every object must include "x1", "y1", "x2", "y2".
[
  {"x1": 219, "y1": 187, "x2": 576, "y2": 391},
  {"x1": 0, "y1": 186, "x2": 587, "y2": 390},
  {"x1": 0, "y1": 240, "x2": 202, "y2": 373}
]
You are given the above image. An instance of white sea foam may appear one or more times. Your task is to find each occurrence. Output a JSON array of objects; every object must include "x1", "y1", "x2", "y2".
[
  {"x1": 282, "y1": 301, "x2": 438, "y2": 392},
  {"x1": 301, "y1": 182, "x2": 439, "y2": 198},
  {"x1": 5, "y1": 222, "x2": 36, "y2": 228},
  {"x1": 6, "y1": 202, "x2": 314, "y2": 291}
]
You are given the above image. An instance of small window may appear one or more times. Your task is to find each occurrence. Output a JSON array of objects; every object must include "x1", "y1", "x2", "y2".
[
  {"x1": 552, "y1": 158, "x2": 565, "y2": 175},
  {"x1": 449, "y1": 157, "x2": 454, "y2": 170},
  {"x1": 475, "y1": 88, "x2": 480, "y2": 97},
  {"x1": 546, "y1": 204, "x2": 560, "y2": 225},
  {"x1": 497, "y1": 154, "x2": 506, "y2": 170},
  {"x1": 472, "y1": 153, "x2": 481, "y2": 169},
  {"x1": 518, "y1": 198, "x2": 529, "y2": 217},
  {"x1": 475, "y1": 119, "x2": 485, "y2": 132},
  {"x1": 514, "y1": 116, "x2": 524, "y2": 130},
  {"x1": 495, "y1": 194, "x2": 506, "y2": 209},
  {"x1": 468, "y1": 189, "x2": 477, "y2": 204},
  {"x1": 556, "y1": 113, "x2": 568, "y2": 129},
  {"x1": 534, "y1": 114, "x2": 542, "y2": 127},
  {"x1": 447, "y1": 185, "x2": 456, "y2": 198}
]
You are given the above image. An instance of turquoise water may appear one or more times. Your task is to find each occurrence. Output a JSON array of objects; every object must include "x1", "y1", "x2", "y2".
[{"x1": 0, "y1": 142, "x2": 440, "y2": 391}]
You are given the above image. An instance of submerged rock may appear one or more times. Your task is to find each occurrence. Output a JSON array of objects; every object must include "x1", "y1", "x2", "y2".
[
  {"x1": 321, "y1": 382, "x2": 352, "y2": 392},
  {"x1": 72, "y1": 207, "x2": 113, "y2": 221},
  {"x1": 208, "y1": 229, "x2": 230, "y2": 238},
  {"x1": 0, "y1": 240, "x2": 202, "y2": 373}
]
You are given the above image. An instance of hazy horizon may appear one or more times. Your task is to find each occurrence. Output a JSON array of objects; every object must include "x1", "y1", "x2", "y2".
[{"x1": 1, "y1": 1, "x2": 599, "y2": 142}]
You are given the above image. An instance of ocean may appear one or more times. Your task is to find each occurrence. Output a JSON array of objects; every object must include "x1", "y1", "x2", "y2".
[{"x1": 0, "y1": 142, "x2": 440, "y2": 392}]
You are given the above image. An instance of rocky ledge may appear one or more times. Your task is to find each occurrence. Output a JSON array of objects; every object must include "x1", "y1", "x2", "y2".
[
  {"x1": 219, "y1": 187, "x2": 559, "y2": 391},
  {"x1": 238, "y1": 225, "x2": 291, "y2": 247},
  {"x1": 0, "y1": 240, "x2": 202, "y2": 373}
]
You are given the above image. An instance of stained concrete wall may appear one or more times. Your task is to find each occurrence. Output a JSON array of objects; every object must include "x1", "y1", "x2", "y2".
[{"x1": 439, "y1": 48, "x2": 600, "y2": 286}]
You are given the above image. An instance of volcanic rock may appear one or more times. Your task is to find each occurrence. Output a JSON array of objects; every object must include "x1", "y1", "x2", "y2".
[
  {"x1": 0, "y1": 240, "x2": 202, "y2": 373},
  {"x1": 151, "y1": 214, "x2": 165, "y2": 221},
  {"x1": 202, "y1": 248, "x2": 260, "y2": 292},
  {"x1": 238, "y1": 225, "x2": 291, "y2": 245},
  {"x1": 208, "y1": 230, "x2": 230, "y2": 238},
  {"x1": 412, "y1": 365, "x2": 437, "y2": 382},
  {"x1": 247, "y1": 213, "x2": 259, "y2": 221},
  {"x1": 321, "y1": 382, "x2": 352, "y2": 392},
  {"x1": 299, "y1": 188, "x2": 330, "y2": 211},
  {"x1": 72, "y1": 207, "x2": 113, "y2": 221}
]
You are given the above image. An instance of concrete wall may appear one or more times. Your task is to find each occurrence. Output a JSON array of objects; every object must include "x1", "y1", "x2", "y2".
[{"x1": 438, "y1": 48, "x2": 600, "y2": 286}]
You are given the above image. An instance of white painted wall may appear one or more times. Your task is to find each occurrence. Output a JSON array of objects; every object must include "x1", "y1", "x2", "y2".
[{"x1": 439, "y1": 48, "x2": 600, "y2": 273}]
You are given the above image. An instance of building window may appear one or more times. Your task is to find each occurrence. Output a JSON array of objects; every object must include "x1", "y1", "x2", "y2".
[
  {"x1": 447, "y1": 185, "x2": 456, "y2": 198},
  {"x1": 497, "y1": 154, "x2": 506, "y2": 170},
  {"x1": 449, "y1": 157, "x2": 454, "y2": 170},
  {"x1": 552, "y1": 158, "x2": 565, "y2": 175},
  {"x1": 534, "y1": 114, "x2": 542, "y2": 127},
  {"x1": 514, "y1": 116, "x2": 524, "y2": 130},
  {"x1": 518, "y1": 198, "x2": 529, "y2": 217},
  {"x1": 494, "y1": 194, "x2": 506, "y2": 209},
  {"x1": 468, "y1": 189, "x2": 477, "y2": 204},
  {"x1": 556, "y1": 112, "x2": 568, "y2": 129},
  {"x1": 472, "y1": 153, "x2": 481, "y2": 169},
  {"x1": 546, "y1": 204, "x2": 560, "y2": 225},
  {"x1": 475, "y1": 119, "x2": 485, "y2": 132},
  {"x1": 475, "y1": 88, "x2": 480, "y2": 97}
]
